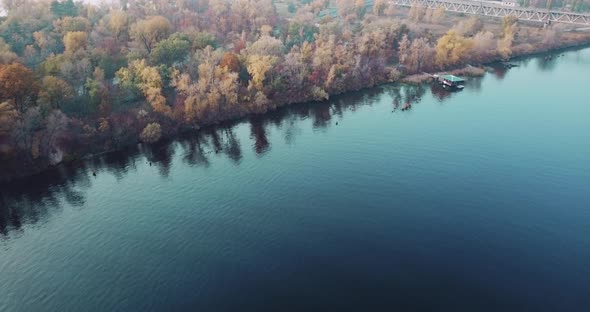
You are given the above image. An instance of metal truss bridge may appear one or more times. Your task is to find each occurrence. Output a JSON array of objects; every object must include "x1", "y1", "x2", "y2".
[{"x1": 390, "y1": 0, "x2": 590, "y2": 25}]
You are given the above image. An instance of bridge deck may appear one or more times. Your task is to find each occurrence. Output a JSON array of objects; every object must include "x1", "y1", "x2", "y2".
[{"x1": 390, "y1": 0, "x2": 590, "y2": 25}]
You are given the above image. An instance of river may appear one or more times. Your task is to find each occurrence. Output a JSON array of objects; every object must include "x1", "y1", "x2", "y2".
[{"x1": 1, "y1": 48, "x2": 590, "y2": 311}]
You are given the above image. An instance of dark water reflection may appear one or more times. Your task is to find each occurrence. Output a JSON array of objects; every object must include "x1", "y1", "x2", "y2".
[
  {"x1": 537, "y1": 56, "x2": 558, "y2": 71},
  {"x1": 0, "y1": 85, "x2": 393, "y2": 236},
  {"x1": 0, "y1": 46, "x2": 577, "y2": 236}
]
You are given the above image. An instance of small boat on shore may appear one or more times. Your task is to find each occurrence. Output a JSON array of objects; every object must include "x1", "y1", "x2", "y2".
[{"x1": 438, "y1": 74, "x2": 465, "y2": 91}]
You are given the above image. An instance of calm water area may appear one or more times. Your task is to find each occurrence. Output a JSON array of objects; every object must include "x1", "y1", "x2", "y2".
[{"x1": 1, "y1": 48, "x2": 589, "y2": 311}]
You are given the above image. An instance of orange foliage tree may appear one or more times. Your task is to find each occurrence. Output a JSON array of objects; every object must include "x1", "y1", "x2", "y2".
[
  {"x1": 220, "y1": 52, "x2": 241, "y2": 73},
  {"x1": 0, "y1": 63, "x2": 39, "y2": 112}
]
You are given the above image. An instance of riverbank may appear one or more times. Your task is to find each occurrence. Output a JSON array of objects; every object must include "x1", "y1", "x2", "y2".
[
  {"x1": 2, "y1": 39, "x2": 590, "y2": 184},
  {"x1": 0, "y1": 42, "x2": 590, "y2": 312},
  {"x1": 4, "y1": 45, "x2": 590, "y2": 312},
  {"x1": 402, "y1": 41, "x2": 590, "y2": 84}
]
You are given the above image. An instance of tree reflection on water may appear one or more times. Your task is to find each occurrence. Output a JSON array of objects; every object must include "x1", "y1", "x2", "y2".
[{"x1": 0, "y1": 82, "x2": 467, "y2": 237}]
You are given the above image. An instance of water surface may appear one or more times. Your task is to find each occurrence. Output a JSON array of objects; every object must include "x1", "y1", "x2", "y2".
[{"x1": 1, "y1": 48, "x2": 590, "y2": 311}]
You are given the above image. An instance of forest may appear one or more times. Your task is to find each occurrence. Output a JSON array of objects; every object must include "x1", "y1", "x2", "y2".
[{"x1": 0, "y1": 0, "x2": 588, "y2": 180}]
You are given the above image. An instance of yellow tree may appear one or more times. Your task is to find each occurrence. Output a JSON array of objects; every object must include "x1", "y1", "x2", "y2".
[
  {"x1": 140, "y1": 122, "x2": 162, "y2": 143},
  {"x1": 498, "y1": 16, "x2": 518, "y2": 59},
  {"x1": 54, "y1": 16, "x2": 92, "y2": 35},
  {"x1": 130, "y1": 16, "x2": 172, "y2": 53},
  {"x1": 116, "y1": 60, "x2": 171, "y2": 117},
  {"x1": 136, "y1": 64, "x2": 170, "y2": 117},
  {"x1": 498, "y1": 34, "x2": 514, "y2": 59},
  {"x1": 435, "y1": 31, "x2": 474, "y2": 68},
  {"x1": 108, "y1": 10, "x2": 129, "y2": 41},
  {"x1": 38, "y1": 76, "x2": 74, "y2": 109},
  {"x1": 247, "y1": 55, "x2": 276, "y2": 91},
  {"x1": 173, "y1": 65, "x2": 239, "y2": 124},
  {"x1": 63, "y1": 31, "x2": 88, "y2": 55},
  {"x1": 502, "y1": 16, "x2": 518, "y2": 38}
]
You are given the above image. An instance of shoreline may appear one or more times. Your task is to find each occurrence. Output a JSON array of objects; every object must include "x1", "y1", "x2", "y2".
[
  {"x1": 401, "y1": 40, "x2": 590, "y2": 84},
  {"x1": 2, "y1": 41, "x2": 590, "y2": 184}
]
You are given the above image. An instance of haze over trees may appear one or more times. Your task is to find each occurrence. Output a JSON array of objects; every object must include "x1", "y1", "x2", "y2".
[{"x1": 0, "y1": 0, "x2": 575, "y2": 179}]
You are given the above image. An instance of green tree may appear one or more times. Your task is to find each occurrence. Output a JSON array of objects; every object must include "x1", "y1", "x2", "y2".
[
  {"x1": 188, "y1": 31, "x2": 217, "y2": 50},
  {"x1": 50, "y1": 0, "x2": 78, "y2": 18},
  {"x1": 0, "y1": 38, "x2": 18, "y2": 64},
  {"x1": 149, "y1": 33, "x2": 191, "y2": 66}
]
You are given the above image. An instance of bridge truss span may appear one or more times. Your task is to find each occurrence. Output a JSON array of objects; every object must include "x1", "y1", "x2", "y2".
[{"x1": 390, "y1": 0, "x2": 590, "y2": 25}]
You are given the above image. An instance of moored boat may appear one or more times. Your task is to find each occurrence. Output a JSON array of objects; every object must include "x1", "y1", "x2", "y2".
[{"x1": 438, "y1": 74, "x2": 465, "y2": 91}]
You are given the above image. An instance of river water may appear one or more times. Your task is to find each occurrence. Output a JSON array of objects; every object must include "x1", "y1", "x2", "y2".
[{"x1": 1, "y1": 48, "x2": 590, "y2": 311}]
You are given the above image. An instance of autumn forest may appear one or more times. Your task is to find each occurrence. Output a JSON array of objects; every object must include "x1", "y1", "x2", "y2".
[{"x1": 0, "y1": 0, "x2": 588, "y2": 181}]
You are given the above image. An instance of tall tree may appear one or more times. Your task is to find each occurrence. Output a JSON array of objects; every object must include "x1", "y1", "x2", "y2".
[
  {"x1": 398, "y1": 34, "x2": 410, "y2": 66},
  {"x1": 0, "y1": 63, "x2": 39, "y2": 112},
  {"x1": 108, "y1": 10, "x2": 129, "y2": 41},
  {"x1": 130, "y1": 16, "x2": 172, "y2": 53},
  {"x1": 63, "y1": 31, "x2": 88, "y2": 54},
  {"x1": 173, "y1": 64, "x2": 239, "y2": 123},
  {"x1": 247, "y1": 55, "x2": 276, "y2": 91},
  {"x1": 435, "y1": 31, "x2": 473, "y2": 67},
  {"x1": 38, "y1": 76, "x2": 74, "y2": 109},
  {"x1": 149, "y1": 33, "x2": 191, "y2": 66},
  {"x1": 116, "y1": 59, "x2": 171, "y2": 117},
  {"x1": 50, "y1": 0, "x2": 78, "y2": 18},
  {"x1": 0, "y1": 38, "x2": 18, "y2": 64},
  {"x1": 407, "y1": 38, "x2": 435, "y2": 72},
  {"x1": 220, "y1": 52, "x2": 241, "y2": 73},
  {"x1": 498, "y1": 16, "x2": 518, "y2": 59},
  {"x1": 0, "y1": 100, "x2": 17, "y2": 134},
  {"x1": 54, "y1": 16, "x2": 91, "y2": 35}
]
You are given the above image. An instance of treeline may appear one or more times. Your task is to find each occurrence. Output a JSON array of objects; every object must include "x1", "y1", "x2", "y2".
[{"x1": 0, "y1": 0, "x2": 560, "y2": 178}]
